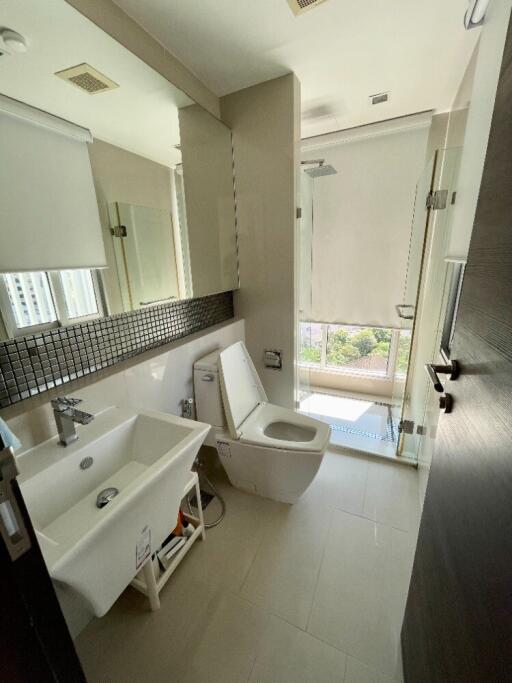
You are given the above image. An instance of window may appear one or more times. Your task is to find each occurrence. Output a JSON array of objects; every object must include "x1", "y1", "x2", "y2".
[
  {"x1": 299, "y1": 322, "x2": 323, "y2": 364},
  {"x1": 395, "y1": 329, "x2": 412, "y2": 379},
  {"x1": 58, "y1": 270, "x2": 99, "y2": 320},
  {"x1": 326, "y1": 324, "x2": 392, "y2": 375},
  {"x1": 0, "y1": 269, "x2": 102, "y2": 337},
  {"x1": 3, "y1": 272, "x2": 57, "y2": 329},
  {"x1": 299, "y1": 322, "x2": 400, "y2": 380}
]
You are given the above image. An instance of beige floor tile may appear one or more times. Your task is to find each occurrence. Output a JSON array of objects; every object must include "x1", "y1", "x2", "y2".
[
  {"x1": 362, "y1": 460, "x2": 420, "y2": 532},
  {"x1": 240, "y1": 501, "x2": 333, "y2": 629},
  {"x1": 249, "y1": 615, "x2": 347, "y2": 683},
  {"x1": 180, "y1": 592, "x2": 270, "y2": 683},
  {"x1": 183, "y1": 480, "x2": 272, "y2": 592},
  {"x1": 301, "y1": 451, "x2": 369, "y2": 516},
  {"x1": 76, "y1": 570, "x2": 218, "y2": 682},
  {"x1": 307, "y1": 510, "x2": 414, "y2": 679},
  {"x1": 344, "y1": 656, "x2": 397, "y2": 683}
]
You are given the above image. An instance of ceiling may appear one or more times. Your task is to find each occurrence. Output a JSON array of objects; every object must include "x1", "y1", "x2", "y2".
[
  {"x1": 113, "y1": 0, "x2": 480, "y2": 137},
  {"x1": 0, "y1": 0, "x2": 192, "y2": 166}
]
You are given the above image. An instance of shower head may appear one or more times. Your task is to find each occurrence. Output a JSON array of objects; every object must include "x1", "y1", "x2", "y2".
[{"x1": 302, "y1": 159, "x2": 337, "y2": 178}]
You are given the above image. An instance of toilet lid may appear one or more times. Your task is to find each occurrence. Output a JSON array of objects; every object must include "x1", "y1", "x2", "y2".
[{"x1": 218, "y1": 341, "x2": 268, "y2": 439}]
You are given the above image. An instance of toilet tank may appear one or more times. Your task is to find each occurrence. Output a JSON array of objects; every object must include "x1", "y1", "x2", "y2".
[{"x1": 194, "y1": 349, "x2": 225, "y2": 429}]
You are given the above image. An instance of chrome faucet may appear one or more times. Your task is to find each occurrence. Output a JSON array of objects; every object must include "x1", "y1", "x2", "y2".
[{"x1": 51, "y1": 396, "x2": 94, "y2": 446}]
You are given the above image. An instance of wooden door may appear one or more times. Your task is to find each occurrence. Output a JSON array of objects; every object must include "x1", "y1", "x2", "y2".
[
  {"x1": 401, "y1": 16, "x2": 512, "y2": 682},
  {"x1": 0, "y1": 440, "x2": 85, "y2": 682}
]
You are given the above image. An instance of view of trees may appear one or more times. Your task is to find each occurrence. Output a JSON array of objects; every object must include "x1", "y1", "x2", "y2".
[
  {"x1": 327, "y1": 326, "x2": 391, "y2": 367},
  {"x1": 299, "y1": 324, "x2": 410, "y2": 374}
]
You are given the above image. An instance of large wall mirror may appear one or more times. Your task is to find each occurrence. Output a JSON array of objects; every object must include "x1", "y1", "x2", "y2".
[{"x1": 0, "y1": 0, "x2": 238, "y2": 342}]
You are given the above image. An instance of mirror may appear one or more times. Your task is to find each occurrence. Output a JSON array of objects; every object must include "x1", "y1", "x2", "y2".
[{"x1": 0, "y1": 0, "x2": 238, "y2": 341}]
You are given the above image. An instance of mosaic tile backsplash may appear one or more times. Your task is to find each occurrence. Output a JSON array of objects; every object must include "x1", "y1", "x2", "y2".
[{"x1": 0, "y1": 291, "x2": 234, "y2": 408}]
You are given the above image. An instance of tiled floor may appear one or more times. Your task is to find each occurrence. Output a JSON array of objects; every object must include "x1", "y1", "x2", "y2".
[
  {"x1": 76, "y1": 450, "x2": 420, "y2": 683},
  {"x1": 300, "y1": 392, "x2": 400, "y2": 459}
]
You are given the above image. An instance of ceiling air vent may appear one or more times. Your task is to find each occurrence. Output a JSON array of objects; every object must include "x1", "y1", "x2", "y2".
[
  {"x1": 286, "y1": 0, "x2": 329, "y2": 16},
  {"x1": 370, "y1": 92, "x2": 390, "y2": 106},
  {"x1": 55, "y1": 63, "x2": 118, "y2": 95}
]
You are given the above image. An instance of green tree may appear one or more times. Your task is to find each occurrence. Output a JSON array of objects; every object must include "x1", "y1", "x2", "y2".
[
  {"x1": 373, "y1": 328, "x2": 392, "y2": 343},
  {"x1": 351, "y1": 329, "x2": 377, "y2": 357},
  {"x1": 397, "y1": 336, "x2": 410, "y2": 372},
  {"x1": 300, "y1": 346, "x2": 321, "y2": 363},
  {"x1": 327, "y1": 328, "x2": 361, "y2": 366},
  {"x1": 374, "y1": 340, "x2": 391, "y2": 358}
]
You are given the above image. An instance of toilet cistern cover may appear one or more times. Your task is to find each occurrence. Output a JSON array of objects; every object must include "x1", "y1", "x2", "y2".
[{"x1": 218, "y1": 341, "x2": 268, "y2": 439}]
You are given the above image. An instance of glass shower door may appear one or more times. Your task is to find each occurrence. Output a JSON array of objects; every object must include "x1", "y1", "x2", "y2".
[
  {"x1": 109, "y1": 202, "x2": 180, "y2": 311},
  {"x1": 398, "y1": 147, "x2": 463, "y2": 461},
  {"x1": 392, "y1": 153, "x2": 437, "y2": 458},
  {"x1": 296, "y1": 171, "x2": 315, "y2": 409}
]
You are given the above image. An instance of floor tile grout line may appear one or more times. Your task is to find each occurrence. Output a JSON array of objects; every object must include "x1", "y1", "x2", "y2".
[
  {"x1": 341, "y1": 650, "x2": 349, "y2": 683},
  {"x1": 331, "y1": 504, "x2": 413, "y2": 534},
  {"x1": 304, "y1": 505, "x2": 335, "y2": 633},
  {"x1": 237, "y1": 518, "x2": 272, "y2": 595}
]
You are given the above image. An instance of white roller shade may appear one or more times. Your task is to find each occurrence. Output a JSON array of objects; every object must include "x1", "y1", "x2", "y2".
[
  {"x1": 0, "y1": 95, "x2": 106, "y2": 273},
  {"x1": 302, "y1": 113, "x2": 431, "y2": 328}
]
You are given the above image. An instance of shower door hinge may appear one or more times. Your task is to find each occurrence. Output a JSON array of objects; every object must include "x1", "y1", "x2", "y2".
[
  {"x1": 296, "y1": 207, "x2": 302, "y2": 219},
  {"x1": 110, "y1": 225, "x2": 127, "y2": 238},
  {"x1": 426, "y1": 190, "x2": 448, "y2": 211},
  {"x1": 398, "y1": 419, "x2": 415, "y2": 435}
]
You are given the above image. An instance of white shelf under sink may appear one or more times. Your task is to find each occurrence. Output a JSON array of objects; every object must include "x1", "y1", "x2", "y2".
[{"x1": 131, "y1": 471, "x2": 205, "y2": 610}]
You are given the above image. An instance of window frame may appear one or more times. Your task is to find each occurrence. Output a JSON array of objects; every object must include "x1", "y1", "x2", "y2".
[
  {"x1": 298, "y1": 321, "x2": 401, "y2": 382},
  {"x1": 0, "y1": 269, "x2": 104, "y2": 338}
]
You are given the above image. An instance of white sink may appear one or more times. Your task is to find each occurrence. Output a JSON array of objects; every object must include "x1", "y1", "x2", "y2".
[{"x1": 17, "y1": 407, "x2": 209, "y2": 617}]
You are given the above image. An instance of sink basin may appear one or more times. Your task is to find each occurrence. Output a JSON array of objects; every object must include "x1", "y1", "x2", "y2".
[{"x1": 17, "y1": 407, "x2": 209, "y2": 617}]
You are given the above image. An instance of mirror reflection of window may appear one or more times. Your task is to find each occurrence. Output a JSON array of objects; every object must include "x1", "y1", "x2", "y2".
[
  {"x1": 59, "y1": 270, "x2": 99, "y2": 319},
  {"x1": 2, "y1": 272, "x2": 57, "y2": 330}
]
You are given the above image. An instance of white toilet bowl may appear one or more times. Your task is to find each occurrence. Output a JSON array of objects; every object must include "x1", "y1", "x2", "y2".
[{"x1": 194, "y1": 342, "x2": 330, "y2": 504}]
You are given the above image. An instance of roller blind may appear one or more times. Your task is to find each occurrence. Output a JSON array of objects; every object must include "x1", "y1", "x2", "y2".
[
  {"x1": 0, "y1": 95, "x2": 106, "y2": 273},
  {"x1": 302, "y1": 113, "x2": 431, "y2": 328}
]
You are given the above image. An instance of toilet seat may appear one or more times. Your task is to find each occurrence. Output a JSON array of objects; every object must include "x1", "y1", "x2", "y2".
[
  {"x1": 211, "y1": 341, "x2": 330, "y2": 504},
  {"x1": 239, "y1": 403, "x2": 330, "y2": 453}
]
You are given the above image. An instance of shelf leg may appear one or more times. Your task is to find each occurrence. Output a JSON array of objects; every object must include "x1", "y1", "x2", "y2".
[
  {"x1": 142, "y1": 559, "x2": 160, "y2": 611},
  {"x1": 195, "y1": 476, "x2": 206, "y2": 540}
]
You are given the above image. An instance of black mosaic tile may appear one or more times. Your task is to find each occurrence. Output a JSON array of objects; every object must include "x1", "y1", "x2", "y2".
[{"x1": 0, "y1": 291, "x2": 234, "y2": 408}]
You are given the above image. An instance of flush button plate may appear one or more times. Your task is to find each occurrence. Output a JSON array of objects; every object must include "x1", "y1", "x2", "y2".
[{"x1": 264, "y1": 349, "x2": 282, "y2": 370}]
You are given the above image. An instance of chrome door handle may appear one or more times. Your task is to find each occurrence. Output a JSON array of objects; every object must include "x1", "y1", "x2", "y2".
[
  {"x1": 395, "y1": 304, "x2": 415, "y2": 320},
  {"x1": 425, "y1": 360, "x2": 460, "y2": 393},
  {"x1": 201, "y1": 374, "x2": 215, "y2": 382}
]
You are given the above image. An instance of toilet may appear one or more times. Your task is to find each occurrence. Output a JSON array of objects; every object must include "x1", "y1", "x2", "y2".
[{"x1": 194, "y1": 341, "x2": 330, "y2": 504}]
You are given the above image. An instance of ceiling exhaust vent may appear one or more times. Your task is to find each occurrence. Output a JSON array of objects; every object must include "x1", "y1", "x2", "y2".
[
  {"x1": 286, "y1": 0, "x2": 329, "y2": 16},
  {"x1": 55, "y1": 63, "x2": 118, "y2": 95},
  {"x1": 370, "y1": 92, "x2": 390, "y2": 106}
]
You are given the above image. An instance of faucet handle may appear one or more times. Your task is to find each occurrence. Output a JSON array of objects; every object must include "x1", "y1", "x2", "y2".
[{"x1": 51, "y1": 396, "x2": 82, "y2": 410}]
